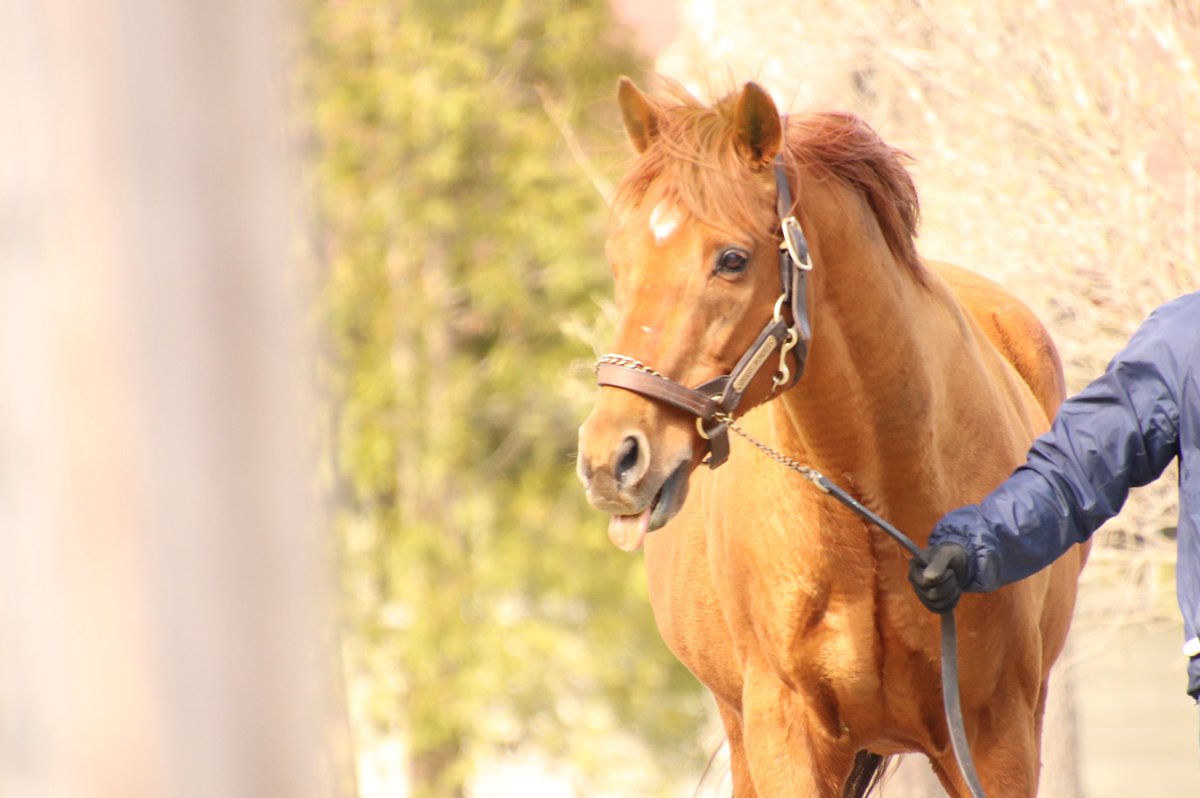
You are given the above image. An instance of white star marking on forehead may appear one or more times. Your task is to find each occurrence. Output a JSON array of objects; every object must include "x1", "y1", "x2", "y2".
[{"x1": 649, "y1": 200, "x2": 682, "y2": 243}]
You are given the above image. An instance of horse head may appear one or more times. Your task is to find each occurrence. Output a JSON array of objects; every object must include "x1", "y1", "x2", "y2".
[{"x1": 577, "y1": 78, "x2": 801, "y2": 551}]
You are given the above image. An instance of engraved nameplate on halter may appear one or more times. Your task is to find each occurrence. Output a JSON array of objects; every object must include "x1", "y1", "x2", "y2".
[
  {"x1": 781, "y1": 216, "x2": 812, "y2": 270},
  {"x1": 732, "y1": 335, "x2": 779, "y2": 394}
]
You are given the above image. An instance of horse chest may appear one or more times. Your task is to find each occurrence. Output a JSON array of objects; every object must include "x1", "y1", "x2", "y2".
[{"x1": 646, "y1": 500, "x2": 884, "y2": 712}]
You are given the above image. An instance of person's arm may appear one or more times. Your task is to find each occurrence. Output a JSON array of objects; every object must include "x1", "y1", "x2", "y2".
[{"x1": 917, "y1": 302, "x2": 1185, "y2": 600}]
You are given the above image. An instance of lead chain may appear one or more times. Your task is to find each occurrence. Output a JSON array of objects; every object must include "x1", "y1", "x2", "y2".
[{"x1": 715, "y1": 411, "x2": 829, "y2": 493}]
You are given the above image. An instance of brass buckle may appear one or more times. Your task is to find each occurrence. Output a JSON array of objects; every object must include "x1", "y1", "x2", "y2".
[{"x1": 781, "y1": 216, "x2": 812, "y2": 271}]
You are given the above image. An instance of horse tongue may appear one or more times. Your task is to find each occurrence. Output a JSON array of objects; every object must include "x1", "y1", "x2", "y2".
[{"x1": 608, "y1": 508, "x2": 651, "y2": 552}]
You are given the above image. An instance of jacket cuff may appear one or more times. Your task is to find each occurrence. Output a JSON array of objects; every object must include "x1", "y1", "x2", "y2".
[{"x1": 928, "y1": 508, "x2": 986, "y2": 590}]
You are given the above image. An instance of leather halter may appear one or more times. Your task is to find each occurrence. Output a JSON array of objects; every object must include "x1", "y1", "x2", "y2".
[{"x1": 595, "y1": 155, "x2": 812, "y2": 468}]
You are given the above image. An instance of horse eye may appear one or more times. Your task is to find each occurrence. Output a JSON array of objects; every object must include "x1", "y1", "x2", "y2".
[{"x1": 717, "y1": 249, "x2": 750, "y2": 274}]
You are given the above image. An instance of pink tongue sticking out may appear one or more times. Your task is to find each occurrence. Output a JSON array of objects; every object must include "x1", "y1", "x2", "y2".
[{"x1": 608, "y1": 507, "x2": 652, "y2": 552}]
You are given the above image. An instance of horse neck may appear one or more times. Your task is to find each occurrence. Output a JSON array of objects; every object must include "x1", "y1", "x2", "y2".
[{"x1": 770, "y1": 189, "x2": 947, "y2": 520}]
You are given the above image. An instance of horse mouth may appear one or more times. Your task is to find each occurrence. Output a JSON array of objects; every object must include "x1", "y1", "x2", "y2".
[{"x1": 607, "y1": 461, "x2": 689, "y2": 552}]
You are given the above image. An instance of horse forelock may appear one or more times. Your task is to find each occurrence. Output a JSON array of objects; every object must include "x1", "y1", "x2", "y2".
[
  {"x1": 613, "y1": 85, "x2": 923, "y2": 276},
  {"x1": 614, "y1": 93, "x2": 776, "y2": 244}
]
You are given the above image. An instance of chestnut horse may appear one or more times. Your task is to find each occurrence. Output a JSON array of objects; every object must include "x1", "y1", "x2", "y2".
[{"x1": 576, "y1": 79, "x2": 1087, "y2": 797}]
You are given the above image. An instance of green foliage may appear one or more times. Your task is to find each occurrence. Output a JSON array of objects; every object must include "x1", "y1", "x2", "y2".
[{"x1": 300, "y1": 1, "x2": 708, "y2": 794}]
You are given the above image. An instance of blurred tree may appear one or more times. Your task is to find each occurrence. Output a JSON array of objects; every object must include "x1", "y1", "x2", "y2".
[{"x1": 300, "y1": 1, "x2": 708, "y2": 796}]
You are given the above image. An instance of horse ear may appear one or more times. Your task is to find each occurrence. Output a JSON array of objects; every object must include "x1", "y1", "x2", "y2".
[
  {"x1": 733, "y1": 82, "x2": 782, "y2": 167},
  {"x1": 617, "y1": 76, "x2": 660, "y2": 154}
]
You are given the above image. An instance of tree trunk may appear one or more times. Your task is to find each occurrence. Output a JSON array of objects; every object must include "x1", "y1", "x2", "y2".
[{"x1": 0, "y1": 1, "x2": 336, "y2": 796}]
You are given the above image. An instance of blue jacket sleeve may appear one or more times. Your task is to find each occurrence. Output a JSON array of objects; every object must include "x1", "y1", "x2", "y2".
[{"x1": 930, "y1": 304, "x2": 1184, "y2": 592}]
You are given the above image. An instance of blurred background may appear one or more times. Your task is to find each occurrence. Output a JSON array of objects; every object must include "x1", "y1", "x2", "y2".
[{"x1": 0, "y1": 0, "x2": 1196, "y2": 796}]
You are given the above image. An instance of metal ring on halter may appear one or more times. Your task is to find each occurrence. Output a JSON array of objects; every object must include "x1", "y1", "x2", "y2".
[
  {"x1": 772, "y1": 293, "x2": 787, "y2": 323},
  {"x1": 695, "y1": 393, "x2": 726, "y2": 439}
]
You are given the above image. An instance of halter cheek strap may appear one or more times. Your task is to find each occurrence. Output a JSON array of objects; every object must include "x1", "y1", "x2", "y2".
[{"x1": 595, "y1": 155, "x2": 813, "y2": 469}]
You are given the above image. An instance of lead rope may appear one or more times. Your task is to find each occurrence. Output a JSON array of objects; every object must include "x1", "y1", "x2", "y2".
[{"x1": 719, "y1": 415, "x2": 988, "y2": 798}]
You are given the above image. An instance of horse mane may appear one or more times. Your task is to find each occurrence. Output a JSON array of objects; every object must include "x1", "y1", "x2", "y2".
[{"x1": 614, "y1": 81, "x2": 923, "y2": 277}]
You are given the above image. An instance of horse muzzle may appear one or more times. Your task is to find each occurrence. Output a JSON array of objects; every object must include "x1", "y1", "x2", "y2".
[{"x1": 577, "y1": 412, "x2": 694, "y2": 551}]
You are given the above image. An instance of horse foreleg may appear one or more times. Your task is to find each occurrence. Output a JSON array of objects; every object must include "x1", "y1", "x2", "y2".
[
  {"x1": 928, "y1": 700, "x2": 1041, "y2": 798},
  {"x1": 715, "y1": 698, "x2": 757, "y2": 797},
  {"x1": 741, "y1": 660, "x2": 857, "y2": 798}
]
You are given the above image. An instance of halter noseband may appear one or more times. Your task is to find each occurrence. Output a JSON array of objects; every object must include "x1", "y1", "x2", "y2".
[{"x1": 595, "y1": 155, "x2": 813, "y2": 469}]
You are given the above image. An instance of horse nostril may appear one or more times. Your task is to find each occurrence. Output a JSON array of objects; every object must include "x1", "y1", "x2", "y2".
[{"x1": 615, "y1": 435, "x2": 642, "y2": 484}]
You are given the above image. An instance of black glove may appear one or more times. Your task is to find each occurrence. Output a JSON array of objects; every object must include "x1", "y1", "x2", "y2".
[{"x1": 908, "y1": 542, "x2": 971, "y2": 614}]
